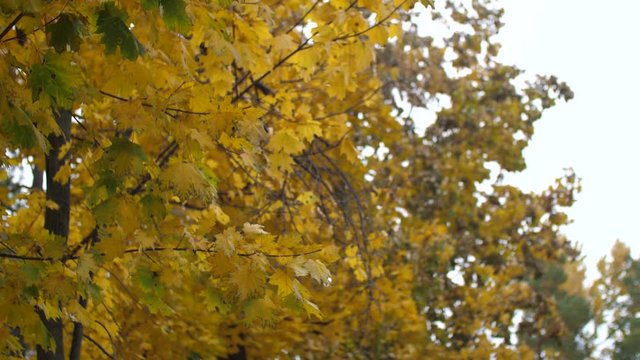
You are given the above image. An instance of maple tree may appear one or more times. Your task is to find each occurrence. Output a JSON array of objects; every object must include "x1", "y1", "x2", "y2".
[{"x1": 0, "y1": 0, "x2": 633, "y2": 359}]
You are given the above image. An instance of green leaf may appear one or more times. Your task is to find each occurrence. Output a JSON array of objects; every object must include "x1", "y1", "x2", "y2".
[
  {"x1": 161, "y1": 0, "x2": 190, "y2": 33},
  {"x1": 46, "y1": 13, "x2": 85, "y2": 53},
  {"x1": 135, "y1": 266, "x2": 160, "y2": 292},
  {"x1": 84, "y1": 283, "x2": 102, "y2": 301},
  {"x1": 143, "y1": 0, "x2": 191, "y2": 33},
  {"x1": 141, "y1": 194, "x2": 167, "y2": 220},
  {"x1": 21, "y1": 264, "x2": 43, "y2": 285},
  {"x1": 203, "y1": 288, "x2": 231, "y2": 314},
  {"x1": 92, "y1": 196, "x2": 119, "y2": 225},
  {"x1": 159, "y1": 162, "x2": 216, "y2": 203},
  {"x1": 1, "y1": 107, "x2": 49, "y2": 152},
  {"x1": 95, "y1": 2, "x2": 144, "y2": 60},
  {"x1": 100, "y1": 138, "x2": 148, "y2": 178},
  {"x1": 29, "y1": 52, "x2": 81, "y2": 107},
  {"x1": 217, "y1": 0, "x2": 234, "y2": 9},
  {"x1": 76, "y1": 253, "x2": 96, "y2": 281},
  {"x1": 141, "y1": 0, "x2": 161, "y2": 8},
  {"x1": 420, "y1": 0, "x2": 435, "y2": 8}
]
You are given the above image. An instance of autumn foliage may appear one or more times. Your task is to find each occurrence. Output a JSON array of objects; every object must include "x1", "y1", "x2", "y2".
[{"x1": 0, "y1": 0, "x2": 635, "y2": 359}]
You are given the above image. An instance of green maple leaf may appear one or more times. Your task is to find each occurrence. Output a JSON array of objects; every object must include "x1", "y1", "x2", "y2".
[
  {"x1": 141, "y1": 194, "x2": 167, "y2": 221},
  {"x1": 136, "y1": 266, "x2": 160, "y2": 292},
  {"x1": 203, "y1": 288, "x2": 231, "y2": 314},
  {"x1": 1, "y1": 106, "x2": 49, "y2": 152},
  {"x1": 101, "y1": 138, "x2": 148, "y2": 178},
  {"x1": 421, "y1": 0, "x2": 435, "y2": 8},
  {"x1": 95, "y1": 2, "x2": 144, "y2": 60},
  {"x1": 46, "y1": 13, "x2": 85, "y2": 53},
  {"x1": 29, "y1": 52, "x2": 81, "y2": 107},
  {"x1": 142, "y1": 0, "x2": 191, "y2": 33}
]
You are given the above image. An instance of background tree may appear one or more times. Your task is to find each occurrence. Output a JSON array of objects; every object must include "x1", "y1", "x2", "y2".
[{"x1": 591, "y1": 241, "x2": 640, "y2": 360}]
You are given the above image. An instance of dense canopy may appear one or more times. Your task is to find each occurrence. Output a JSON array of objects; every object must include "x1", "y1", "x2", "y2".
[{"x1": 0, "y1": 0, "x2": 635, "y2": 359}]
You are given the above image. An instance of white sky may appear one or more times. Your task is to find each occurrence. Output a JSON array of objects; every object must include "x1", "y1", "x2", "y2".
[{"x1": 495, "y1": 0, "x2": 640, "y2": 280}]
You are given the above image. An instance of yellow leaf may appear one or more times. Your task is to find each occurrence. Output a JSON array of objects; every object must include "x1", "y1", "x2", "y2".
[
  {"x1": 215, "y1": 227, "x2": 242, "y2": 257},
  {"x1": 304, "y1": 259, "x2": 331, "y2": 285},
  {"x1": 269, "y1": 269, "x2": 295, "y2": 297},
  {"x1": 45, "y1": 200, "x2": 60, "y2": 210},
  {"x1": 368, "y1": 25, "x2": 389, "y2": 45},
  {"x1": 231, "y1": 265, "x2": 265, "y2": 299},
  {"x1": 303, "y1": 299, "x2": 323, "y2": 319},
  {"x1": 272, "y1": 33, "x2": 297, "y2": 56},
  {"x1": 53, "y1": 163, "x2": 72, "y2": 185},
  {"x1": 296, "y1": 121, "x2": 321, "y2": 142},
  {"x1": 242, "y1": 222, "x2": 268, "y2": 235},
  {"x1": 268, "y1": 152, "x2": 294, "y2": 173},
  {"x1": 38, "y1": 301, "x2": 62, "y2": 320},
  {"x1": 267, "y1": 129, "x2": 306, "y2": 154},
  {"x1": 76, "y1": 253, "x2": 96, "y2": 281},
  {"x1": 159, "y1": 162, "x2": 216, "y2": 204},
  {"x1": 339, "y1": 138, "x2": 359, "y2": 162},
  {"x1": 296, "y1": 191, "x2": 318, "y2": 205},
  {"x1": 68, "y1": 301, "x2": 92, "y2": 326},
  {"x1": 243, "y1": 297, "x2": 276, "y2": 325}
]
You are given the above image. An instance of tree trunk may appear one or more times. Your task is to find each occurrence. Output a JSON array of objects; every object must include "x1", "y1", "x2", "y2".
[
  {"x1": 37, "y1": 108, "x2": 71, "y2": 360},
  {"x1": 32, "y1": 165, "x2": 43, "y2": 190},
  {"x1": 68, "y1": 296, "x2": 87, "y2": 360},
  {"x1": 224, "y1": 346, "x2": 247, "y2": 360}
]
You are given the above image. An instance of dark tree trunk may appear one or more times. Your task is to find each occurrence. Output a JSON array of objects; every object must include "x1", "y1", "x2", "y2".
[
  {"x1": 37, "y1": 108, "x2": 71, "y2": 360},
  {"x1": 68, "y1": 296, "x2": 87, "y2": 360},
  {"x1": 224, "y1": 346, "x2": 247, "y2": 360},
  {"x1": 32, "y1": 165, "x2": 43, "y2": 190}
]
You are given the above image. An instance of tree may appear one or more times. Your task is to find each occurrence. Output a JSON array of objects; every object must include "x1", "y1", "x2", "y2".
[
  {"x1": 592, "y1": 242, "x2": 640, "y2": 360},
  {"x1": 0, "y1": 0, "x2": 608, "y2": 359}
]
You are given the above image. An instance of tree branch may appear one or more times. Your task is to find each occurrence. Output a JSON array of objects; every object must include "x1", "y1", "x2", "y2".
[
  {"x1": 83, "y1": 334, "x2": 114, "y2": 359},
  {"x1": 69, "y1": 297, "x2": 88, "y2": 360},
  {"x1": 0, "y1": 13, "x2": 23, "y2": 42},
  {"x1": 231, "y1": 37, "x2": 314, "y2": 103},
  {"x1": 333, "y1": 0, "x2": 408, "y2": 41},
  {"x1": 120, "y1": 246, "x2": 322, "y2": 258},
  {"x1": 287, "y1": 0, "x2": 321, "y2": 33},
  {"x1": 0, "y1": 253, "x2": 53, "y2": 261}
]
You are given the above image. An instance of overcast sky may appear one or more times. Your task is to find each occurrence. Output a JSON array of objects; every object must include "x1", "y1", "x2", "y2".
[{"x1": 494, "y1": 0, "x2": 640, "y2": 280}]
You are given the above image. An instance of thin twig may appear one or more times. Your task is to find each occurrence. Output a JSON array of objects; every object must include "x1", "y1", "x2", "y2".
[
  {"x1": 333, "y1": 0, "x2": 408, "y2": 41},
  {"x1": 287, "y1": 0, "x2": 321, "y2": 33},
  {"x1": 232, "y1": 37, "x2": 314, "y2": 103},
  {"x1": 83, "y1": 334, "x2": 114, "y2": 359},
  {"x1": 0, "y1": 253, "x2": 52, "y2": 261}
]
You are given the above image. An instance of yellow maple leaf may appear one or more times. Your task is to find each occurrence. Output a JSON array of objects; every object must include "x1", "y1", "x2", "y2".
[
  {"x1": 272, "y1": 33, "x2": 297, "y2": 56},
  {"x1": 303, "y1": 299, "x2": 323, "y2": 319},
  {"x1": 295, "y1": 121, "x2": 321, "y2": 142},
  {"x1": 215, "y1": 227, "x2": 242, "y2": 257},
  {"x1": 339, "y1": 138, "x2": 359, "y2": 163},
  {"x1": 304, "y1": 259, "x2": 331, "y2": 285},
  {"x1": 269, "y1": 269, "x2": 295, "y2": 297},
  {"x1": 159, "y1": 162, "x2": 217, "y2": 204},
  {"x1": 268, "y1": 151, "x2": 294, "y2": 173},
  {"x1": 267, "y1": 129, "x2": 306, "y2": 154},
  {"x1": 67, "y1": 301, "x2": 92, "y2": 326},
  {"x1": 242, "y1": 222, "x2": 268, "y2": 235},
  {"x1": 52, "y1": 163, "x2": 72, "y2": 185},
  {"x1": 231, "y1": 265, "x2": 265, "y2": 299}
]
